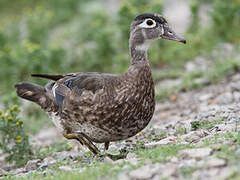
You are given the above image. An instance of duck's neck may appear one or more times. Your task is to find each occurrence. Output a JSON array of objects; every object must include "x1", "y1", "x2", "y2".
[
  {"x1": 130, "y1": 41, "x2": 150, "y2": 65},
  {"x1": 122, "y1": 41, "x2": 153, "y2": 84}
]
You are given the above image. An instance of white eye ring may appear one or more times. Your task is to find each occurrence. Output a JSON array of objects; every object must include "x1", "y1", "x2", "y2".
[{"x1": 138, "y1": 18, "x2": 156, "y2": 28}]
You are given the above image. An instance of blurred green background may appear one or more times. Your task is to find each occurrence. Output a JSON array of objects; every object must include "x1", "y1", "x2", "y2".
[{"x1": 0, "y1": 0, "x2": 239, "y2": 134}]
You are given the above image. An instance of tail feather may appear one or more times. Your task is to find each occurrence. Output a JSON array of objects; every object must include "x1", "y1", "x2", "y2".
[
  {"x1": 31, "y1": 74, "x2": 64, "y2": 81},
  {"x1": 15, "y1": 82, "x2": 50, "y2": 109}
]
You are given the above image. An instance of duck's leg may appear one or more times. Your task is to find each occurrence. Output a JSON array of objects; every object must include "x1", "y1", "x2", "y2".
[
  {"x1": 104, "y1": 142, "x2": 110, "y2": 151},
  {"x1": 63, "y1": 131, "x2": 127, "y2": 160},
  {"x1": 63, "y1": 131, "x2": 100, "y2": 155}
]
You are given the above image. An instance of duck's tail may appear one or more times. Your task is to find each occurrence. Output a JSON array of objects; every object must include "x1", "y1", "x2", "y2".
[
  {"x1": 31, "y1": 74, "x2": 64, "y2": 81},
  {"x1": 15, "y1": 82, "x2": 52, "y2": 110}
]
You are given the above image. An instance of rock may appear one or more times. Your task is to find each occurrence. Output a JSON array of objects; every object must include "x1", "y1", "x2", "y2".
[
  {"x1": 180, "y1": 148, "x2": 212, "y2": 159},
  {"x1": 185, "y1": 57, "x2": 210, "y2": 72},
  {"x1": 198, "y1": 110, "x2": 217, "y2": 119},
  {"x1": 185, "y1": 61, "x2": 196, "y2": 72},
  {"x1": 145, "y1": 136, "x2": 176, "y2": 148},
  {"x1": 205, "y1": 168, "x2": 219, "y2": 177},
  {"x1": 114, "y1": 159, "x2": 125, "y2": 164},
  {"x1": 15, "y1": 172, "x2": 34, "y2": 178},
  {"x1": 179, "y1": 159, "x2": 197, "y2": 168},
  {"x1": 219, "y1": 112, "x2": 230, "y2": 120},
  {"x1": 117, "y1": 172, "x2": 130, "y2": 180},
  {"x1": 169, "y1": 94, "x2": 178, "y2": 102},
  {"x1": 159, "y1": 112, "x2": 168, "y2": 119},
  {"x1": 156, "y1": 79, "x2": 182, "y2": 89},
  {"x1": 145, "y1": 159, "x2": 152, "y2": 165},
  {"x1": 9, "y1": 167, "x2": 25, "y2": 175},
  {"x1": 235, "y1": 148, "x2": 240, "y2": 155},
  {"x1": 233, "y1": 92, "x2": 240, "y2": 102},
  {"x1": 160, "y1": 163, "x2": 177, "y2": 178},
  {"x1": 59, "y1": 166, "x2": 73, "y2": 171},
  {"x1": 215, "y1": 92, "x2": 233, "y2": 105},
  {"x1": 130, "y1": 167, "x2": 151, "y2": 179},
  {"x1": 52, "y1": 151, "x2": 82, "y2": 160},
  {"x1": 152, "y1": 175, "x2": 161, "y2": 180},
  {"x1": 77, "y1": 167, "x2": 86, "y2": 173},
  {"x1": 198, "y1": 103, "x2": 211, "y2": 112},
  {"x1": 104, "y1": 156, "x2": 114, "y2": 163},
  {"x1": 214, "y1": 124, "x2": 235, "y2": 132},
  {"x1": 231, "y1": 82, "x2": 240, "y2": 91},
  {"x1": 196, "y1": 159, "x2": 205, "y2": 167},
  {"x1": 43, "y1": 156, "x2": 57, "y2": 165},
  {"x1": 194, "y1": 78, "x2": 209, "y2": 85},
  {"x1": 25, "y1": 159, "x2": 41, "y2": 172},
  {"x1": 192, "y1": 170, "x2": 201, "y2": 179},
  {"x1": 182, "y1": 131, "x2": 208, "y2": 143},
  {"x1": 170, "y1": 157, "x2": 178, "y2": 163},
  {"x1": 199, "y1": 93, "x2": 213, "y2": 102},
  {"x1": 129, "y1": 164, "x2": 160, "y2": 179},
  {"x1": 215, "y1": 167, "x2": 233, "y2": 179},
  {"x1": 232, "y1": 74, "x2": 240, "y2": 82},
  {"x1": 128, "y1": 158, "x2": 139, "y2": 166},
  {"x1": 32, "y1": 127, "x2": 62, "y2": 147},
  {"x1": 39, "y1": 156, "x2": 57, "y2": 169},
  {"x1": 126, "y1": 152, "x2": 137, "y2": 159},
  {"x1": 0, "y1": 168, "x2": 7, "y2": 176},
  {"x1": 125, "y1": 152, "x2": 139, "y2": 166},
  {"x1": 181, "y1": 110, "x2": 192, "y2": 116},
  {"x1": 206, "y1": 158, "x2": 226, "y2": 167},
  {"x1": 214, "y1": 124, "x2": 226, "y2": 131},
  {"x1": 182, "y1": 121, "x2": 192, "y2": 132},
  {"x1": 219, "y1": 43, "x2": 234, "y2": 54}
]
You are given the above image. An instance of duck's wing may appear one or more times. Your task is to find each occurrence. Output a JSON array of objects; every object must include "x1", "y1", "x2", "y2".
[{"x1": 32, "y1": 72, "x2": 118, "y2": 108}]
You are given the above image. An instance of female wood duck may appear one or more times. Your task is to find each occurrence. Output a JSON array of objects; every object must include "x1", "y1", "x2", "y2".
[{"x1": 15, "y1": 13, "x2": 186, "y2": 156}]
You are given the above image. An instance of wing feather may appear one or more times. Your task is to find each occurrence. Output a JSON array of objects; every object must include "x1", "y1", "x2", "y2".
[{"x1": 48, "y1": 72, "x2": 118, "y2": 108}]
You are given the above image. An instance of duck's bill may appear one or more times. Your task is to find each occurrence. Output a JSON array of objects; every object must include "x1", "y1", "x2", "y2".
[{"x1": 161, "y1": 26, "x2": 186, "y2": 44}]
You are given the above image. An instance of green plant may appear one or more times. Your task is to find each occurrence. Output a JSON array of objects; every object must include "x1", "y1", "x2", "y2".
[
  {"x1": 188, "y1": 0, "x2": 200, "y2": 33},
  {"x1": 191, "y1": 118, "x2": 223, "y2": 131},
  {"x1": 191, "y1": 121, "x2": 201, "y2": 131},
  {"x1": 211, "y1": 0, "x2": 240, "y2": 43},
  {"x1": 176, "y1": 127, "x2": 187, "y2": 135},
  {"x1": 35, "y1": 140, "x2": 73, "y2": 160},
  {"x1": 137, "y1": 144, "x2": 191, "y2": 163},
  {"x1": 0, "y1": 105, "x2": 32, "y2": 166}
]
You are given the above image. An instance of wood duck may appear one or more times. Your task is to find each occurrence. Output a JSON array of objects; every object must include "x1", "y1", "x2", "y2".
[{"x1": 15, "y1": 13, "x2": 186, "y2": 156}]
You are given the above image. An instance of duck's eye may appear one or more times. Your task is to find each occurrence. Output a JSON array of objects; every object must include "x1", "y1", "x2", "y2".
[
  {"x1": 146, "y1": 20, "x2": 153, "y2": 26},
  {"x1": 168, "y1": 30, "x2": 173, "y2": 35},
  {"x1": 138, "y1": 18, "x2": 156, "y2": 28}
]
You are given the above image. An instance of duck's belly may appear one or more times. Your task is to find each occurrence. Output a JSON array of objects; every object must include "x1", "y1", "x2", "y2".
[
  {"x1": 47, "y1": 111, "x2": 116, "y2": 142},
  {"x1": 48, "y1": 112, "x2": 64, "y2": 132},
  {"x1": 48, "y1": 92, "x2": 155, "y2": 143},
  {"x1": 47, "y1": 111, "x2": 117, "y2": 143},
  {"x1": 47, "y1": 109, "x2": 153, "y2": 143}
]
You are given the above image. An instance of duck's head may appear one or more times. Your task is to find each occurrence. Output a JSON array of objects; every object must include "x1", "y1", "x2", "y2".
[{"x1": 130, "y1": 13, "x2": 186, "y2": 52}]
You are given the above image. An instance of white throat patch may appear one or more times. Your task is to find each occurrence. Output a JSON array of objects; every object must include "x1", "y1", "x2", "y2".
[{"x1": 135, "y1": 41, "x2": 151, "y2": 51}]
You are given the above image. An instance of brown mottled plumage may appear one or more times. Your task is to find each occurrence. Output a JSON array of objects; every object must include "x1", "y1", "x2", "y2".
[{"x1": 15, "y1": 13, "x2": 186, "y2": 156}]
